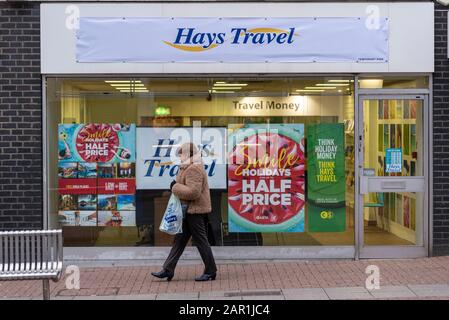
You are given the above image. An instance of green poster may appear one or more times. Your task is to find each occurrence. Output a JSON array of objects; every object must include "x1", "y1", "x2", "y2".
[{"x1": 307, "y1": 124, "x2": 346, "y2": 232}]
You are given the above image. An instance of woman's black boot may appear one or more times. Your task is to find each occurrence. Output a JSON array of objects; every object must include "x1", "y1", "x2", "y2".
[
  {"x1": 151, "y1": 270, "x2": 174, "y2": 281},
  {"x1": 195, "y1": 273, "x2": 217, "y2": 281}
]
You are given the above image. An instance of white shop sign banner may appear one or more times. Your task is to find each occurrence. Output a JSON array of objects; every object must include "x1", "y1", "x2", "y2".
[
  {"x1": 76, "y1": 17, "x2": 388, "y2": 63},
  {"x1": 136, "y1": 127, "x2": 227, "y2": 190}
]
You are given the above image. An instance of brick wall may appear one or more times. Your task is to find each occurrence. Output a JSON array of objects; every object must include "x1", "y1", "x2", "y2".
[
  {"x1": 433, "y1": 4, "x2": 449, "y2": 256},
  {"x1": 0, "y1": 2, "x2": 42, "y2": 229}
]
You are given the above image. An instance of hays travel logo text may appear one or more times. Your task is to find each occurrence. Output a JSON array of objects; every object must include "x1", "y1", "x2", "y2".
[{"x1": 163, "y1": 27, "x2": 298, "y2": 52}]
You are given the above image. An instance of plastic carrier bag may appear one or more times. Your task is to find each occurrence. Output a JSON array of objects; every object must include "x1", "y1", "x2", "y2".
[{"x1": 159, "y1": 194, "x2": 183, "y2": 235}]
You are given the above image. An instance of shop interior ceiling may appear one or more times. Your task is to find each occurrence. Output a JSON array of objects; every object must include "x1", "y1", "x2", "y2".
[{"x1": 58, "y1": 78, "x2": 356, "y2": 98}]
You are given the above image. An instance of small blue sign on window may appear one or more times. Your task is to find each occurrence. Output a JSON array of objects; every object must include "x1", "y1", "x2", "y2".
[{"x1": 386, "y1": 148, "x2": 402, "y2": 173}]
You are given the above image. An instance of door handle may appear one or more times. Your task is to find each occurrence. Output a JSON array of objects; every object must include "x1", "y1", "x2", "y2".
[
  {"x1": 381, "y1": 181, "x2": 406, "y2": 190},
  {"x1": 360, "y1": 177, "x2": 425, "y2": 193}
]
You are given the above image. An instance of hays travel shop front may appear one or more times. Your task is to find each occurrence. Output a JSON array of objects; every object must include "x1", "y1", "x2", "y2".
[{"x1": 41, "y1": 1, "x2": 434, "y2": 260}]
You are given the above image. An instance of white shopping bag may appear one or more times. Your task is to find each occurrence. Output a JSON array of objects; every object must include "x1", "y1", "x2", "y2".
[{"x1": 159, "y1": 194, "x2": 183, "y2": 235}]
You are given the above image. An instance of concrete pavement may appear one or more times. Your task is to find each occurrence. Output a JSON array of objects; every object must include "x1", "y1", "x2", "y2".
[{"x1": 1, "y1": 284, "x2": 448, "y2": 300}]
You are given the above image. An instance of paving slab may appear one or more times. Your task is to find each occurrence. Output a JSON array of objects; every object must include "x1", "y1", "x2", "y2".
[
  {"x1": 53, "y1": 296, "x2": 76, "y2": 300},
  {"x1": 74, "y1": 295, "x2": 116, "y2": 300},
  {"x1": 227, "y1": 289, "x2": 284, "y2": 300},
  {"x1": 200, "y1": 291, "x2": 241, "y2": 300},
  {"x1": 232, "y1": 289, "x2": 282, "y2": 297},
  {"x1": 32, "y1": 296, "x2": 75, "y2": 300},
  {"x1": 408, "y1": 284, "x2": 449, "y2": 297},
  {"x1": 156, "y1": 292, "x2": 199, "y2": 300},
  {"x1": 324, "y1": 287, "x2": 373, "y2": 300},
  {"x1": 200, "y1": 296, "x2": 243, "y2": 300},
  {"x1": 116, "y1": 294, "x2": 157, "y2": 300},
  {"x1": 241, "y1": 295, "x2": 285, "y2": 300},
  {"x1": 368, "y1": 286, "x2": 417, "y2": 299},
  {"x1": 282, "y1": 288, "x2": 329, "y2": 300}
]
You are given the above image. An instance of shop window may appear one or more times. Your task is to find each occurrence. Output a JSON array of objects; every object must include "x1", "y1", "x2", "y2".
[{"x1": 46, "y1": 77, "x2": 356, "y2": 247}]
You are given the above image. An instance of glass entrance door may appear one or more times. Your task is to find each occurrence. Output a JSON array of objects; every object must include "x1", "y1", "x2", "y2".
[{"x1": 357, "y1": 95, "x2": 428, "y2": 258}]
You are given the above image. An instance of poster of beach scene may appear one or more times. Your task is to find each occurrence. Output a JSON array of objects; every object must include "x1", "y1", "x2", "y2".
[
  {"x1": 97, "y1": 211, "x2": 136, "y2": 227},
  {"x1": 78, "y1": 162, "x2": 97, "y2": 178},
  {"x1": 58, "y1": 162, "x2": 78, "y2": 178},
  {"x1": 117, "y1": 195, "x2": 136, "y2": 210},
  {"x1": 77, "y1": 194, "x2": 97, "y2": 211},
  {"x1": 97, "y1": 194, "x2": 117, "y2": 210},
  {"x1": 58, "y1": 211, "x2": 97, "y2": 226}
]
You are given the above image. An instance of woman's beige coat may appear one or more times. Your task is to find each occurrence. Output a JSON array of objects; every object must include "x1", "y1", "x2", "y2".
[{"x1": 171, "y1": 153, "x2": 212, "y2": 214}]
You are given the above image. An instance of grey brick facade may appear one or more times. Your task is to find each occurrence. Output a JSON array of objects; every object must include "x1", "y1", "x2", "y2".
[
  {"x1": 433, "y1": 3, "x2": 449, "y2": 256},
  {"x1": 0, "y1": 2, "x2": 42, "y2": 230}
]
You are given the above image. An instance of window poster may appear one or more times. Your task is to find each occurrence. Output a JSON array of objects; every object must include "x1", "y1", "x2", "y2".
[
  {"x1": 97, "y1": 211, "x2": 136, "y2": 227},
  {"x1": 58, "y1": 162, "x2": 78, "y2": 178},
  {"x1": 58, "y1": 211, "x2": 97, "y2": 227},
  {"x1": 58, "y1": 123, "x2": 135, "y2": 163},
  {"x1": 57, "y1": 123, "x2": 136, "y2": 227},
  {"x1": 136, "y1": 127, "x2": 226, "y2": 190},
  {"x1": 386, "y1": 148, "x2": 402, "y2": 173},
  {"x1": 227, "y1": 124, "x2": 305, "y2": 233},
  {"x1": 307, "y1": 123, "x2": 346, "y2": 232}
]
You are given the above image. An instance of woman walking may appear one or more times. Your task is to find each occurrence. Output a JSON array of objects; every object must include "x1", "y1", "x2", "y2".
[{"x1": 151, "y1": 142, "x2": 217, "y2": 282}]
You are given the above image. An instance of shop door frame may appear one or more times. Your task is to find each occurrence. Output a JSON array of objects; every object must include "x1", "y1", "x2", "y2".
[{"x1": 355, "y1": 94, "x2": 429, "y2": 259}]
